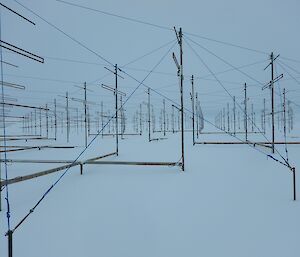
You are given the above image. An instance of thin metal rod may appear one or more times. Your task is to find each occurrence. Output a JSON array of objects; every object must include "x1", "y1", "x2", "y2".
[
  {"x1": 7, "y1": 229, "x2": 13, "y2": 257},
  {"x1": 115, "y1": 64, "x2": 119, "y2": 155},
  {"x1": 148, "y1": 88, "x2": 151, "y2": 142},
  {"x1": 191, "y1": 75, "x2": 195, "y2": 144},
  {"x1": 271, "y1": 52, "x2": 275, "y2": 153},
  {"x1": 244, "y1": 83, "x2": 248, "y2": 141},
  {"x1": 0, "y1": 3, "x2": 35, "y2": 25},
  {"x1": 292, "y1": 167, "x2": 296, "y2": 201},
  {"x1": 85, "y1": 160, "x2": 181, "y2": 166},
  {"x1": 0, "y1": 162, "x2": 80, "y2": 187},
  {"x1": 84, "y1": 82, "x2": 87, "y2": 148}
]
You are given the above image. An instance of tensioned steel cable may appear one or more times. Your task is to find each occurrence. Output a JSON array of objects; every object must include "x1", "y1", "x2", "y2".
[
  {"x1": 55, "y1": 0, "x2": 269, "y2": 55},
  {"x1": 11, "y1": 41, "x2": 177, "y2": 233},
  {"x1": 184, "y1": 36, "x2": 292, "y2": 169},
  {"x1": 14, "y1": 0, "x2": 114, "y2": 68},
  {"x1": 121, "y1": 66, "x2": 291, "y2": 169},
  {"x1": 185, "y1": 35, "x2": 300, "y2": 112}
]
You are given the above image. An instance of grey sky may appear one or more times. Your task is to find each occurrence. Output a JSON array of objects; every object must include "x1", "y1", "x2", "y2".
[{"x1": 1, "y1": 0, "x2": 300, "y2": 122}]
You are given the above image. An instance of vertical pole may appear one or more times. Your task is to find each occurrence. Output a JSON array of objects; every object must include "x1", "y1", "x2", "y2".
[
  {"x1": 283, "y1": 88, "x2": 286, "y2": 139},
  {"x1": 179, "y1": 27, "x2": 185, "y2": 171},
  {"x1": 115, "y1": 64, "x2": 119, "y2": 156},
  {"x1": 191, "y1": 75, "x2": 195, "y2": 144},
  {"x1": 227, "y1": 102, "x2": 230, "y2": 132},
  {"x1": 292, "y1": 167, "x2": 296, "y2": 201},
  {"x1": 244, "y1": 83, "x2": 248, "y2": 141},
  {"x1": 120, "y1": 96, "x2": 124, "y2": 139},
  {"x1": 84, "y1": 82, "x2": 87, "y2": 148},
  {"x1": 80, "y1": 163, "x2": 83, "y2": 175},
  {"x1": 7, "y1": 230, "x2": 13, "y2": 257},
  {"x1": 101, "y1": 101, "x2": 104, "y2": 138},
  {"x1": 263, "y1": 98, "x2": 266, "y2": 134},
  {"x1": 172, "y1": 105, "x2": 175, "y2": 133},
  {"x1": 233, "y1": 96, "x2": 236, "y2": 135},
  {"x1": 251, "y1": 103, "x2": 254, "y2": 132},
  {"x1": 76, "y1": 108, "x2": 79, "y2": 134},
  {"x1": 147, "y1": 88, "x2": 151, "y2": 142},
  {"x1": 270, "y1": 52, "x2": 275, "y2": 153},
  {"x1": 87, "y1": 107, "x2": 90, "y2": 136},
  {"x1": 139, "y1": 103, "x2": 142, "y2": 135},
  {"x1": 46, "y1": 104, "x2": 49, "y2": 139},
  {"x1": 238, "y1": 110, "x2": 240, "y2": 130},
  {"x1": 34, "y1": 109, "x2": 37, "y2": 135},
  {"x1": 30, "y1": 112, "x2": 33, "y2": 134},
  {"x1": 66, "y1": 92, "x2": 69, "y2": 142},
  {"x1": 196, "y1": 93, "x2": 199, "y2": 138},
  {"x1": 39, "y1": 108, "x2": 42, "y2": 136},
  {"x1": 163, "y1": 99, "x2": 166, "y2": 136},
  {"x1": 54, "y1": 99, "x2": 57, "y2": 140}
]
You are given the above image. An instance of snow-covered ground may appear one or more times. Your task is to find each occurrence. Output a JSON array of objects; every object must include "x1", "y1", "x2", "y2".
[{"x1": 1, "y1": 128, "x2": 300, "y2": 257}]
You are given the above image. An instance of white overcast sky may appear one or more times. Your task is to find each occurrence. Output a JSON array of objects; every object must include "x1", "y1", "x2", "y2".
[{"x1": 1, "y1": 0, "x2": 300, "y2": 120}]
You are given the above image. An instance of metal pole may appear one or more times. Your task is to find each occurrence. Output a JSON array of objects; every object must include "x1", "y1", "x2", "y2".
[
  {"x1": 66, "y1": 92, "x2": 69, "y2": 142},
  {"x1": 179, "y1": 27, "x2": 185, "y2": 171},
  {"x1": 244, "y1": 83, "x2": 248, "y2": 141},
  {"x1": 54, "y1": 99, "x2": 57, "y2": 140},
  {"x1": 292, "y1": 167, "x2": 296, "y2": 201},
  {"x1": 39, "y1": 108, "x2": 42, "y2": 136},
  {"x1": 46, "y1": 104, "x2": 49, "y2": 138},
  {"x1": 148, "y1": 88, "x2": 151, "y2": 142},
  {"x1": 101, "y1": 101, "x2": 104, "y2": 138},
  {"x1": 196, "y1": 93, "x2": 199, "y2": 138},
  {"x1": 283, "y1": 89, "x2": 286, "y2": 139},
  {"x1": 163, "y1": 99, "x2": 166, "y2": 136},
  {"x1": 34, "y1": 109, "x2": 37, "y2": 135},
  {"x1": 115, "y1": 64, "x2": 119, "y2": 156},
  {"x1": 251, "y1": 103, "x2": 254, "y2": 132},
  {"x1": 76, "y1": 108, "x2": 79, "y2": 134},
  {"x1": 233, "y1": 96, "x2": 236, "y2": 135},
  {"x1": 227, "y1": 102, "x2": 230, "y2": 132},
  {"x1": 191, "y1": 75, "x2": 195, "y2": 144},
  {"x1": 263, "y1": 98, "x2": 266, "y2": 134},
  {"x1": 84, "y1": 82, "x2": 87, "y2": 148},
  {"x1": 7, "y1": 230, "x2": 13, "y2": 257},
  {"x1": 271, "y1": 52, "x2": 275, "y2": 153},
  {"x1": 139, "y1": 103, "x2": 142, "y2": 135},
  {"x1": 172, "y1": 104, "x2": 174, "y2": 133}
]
